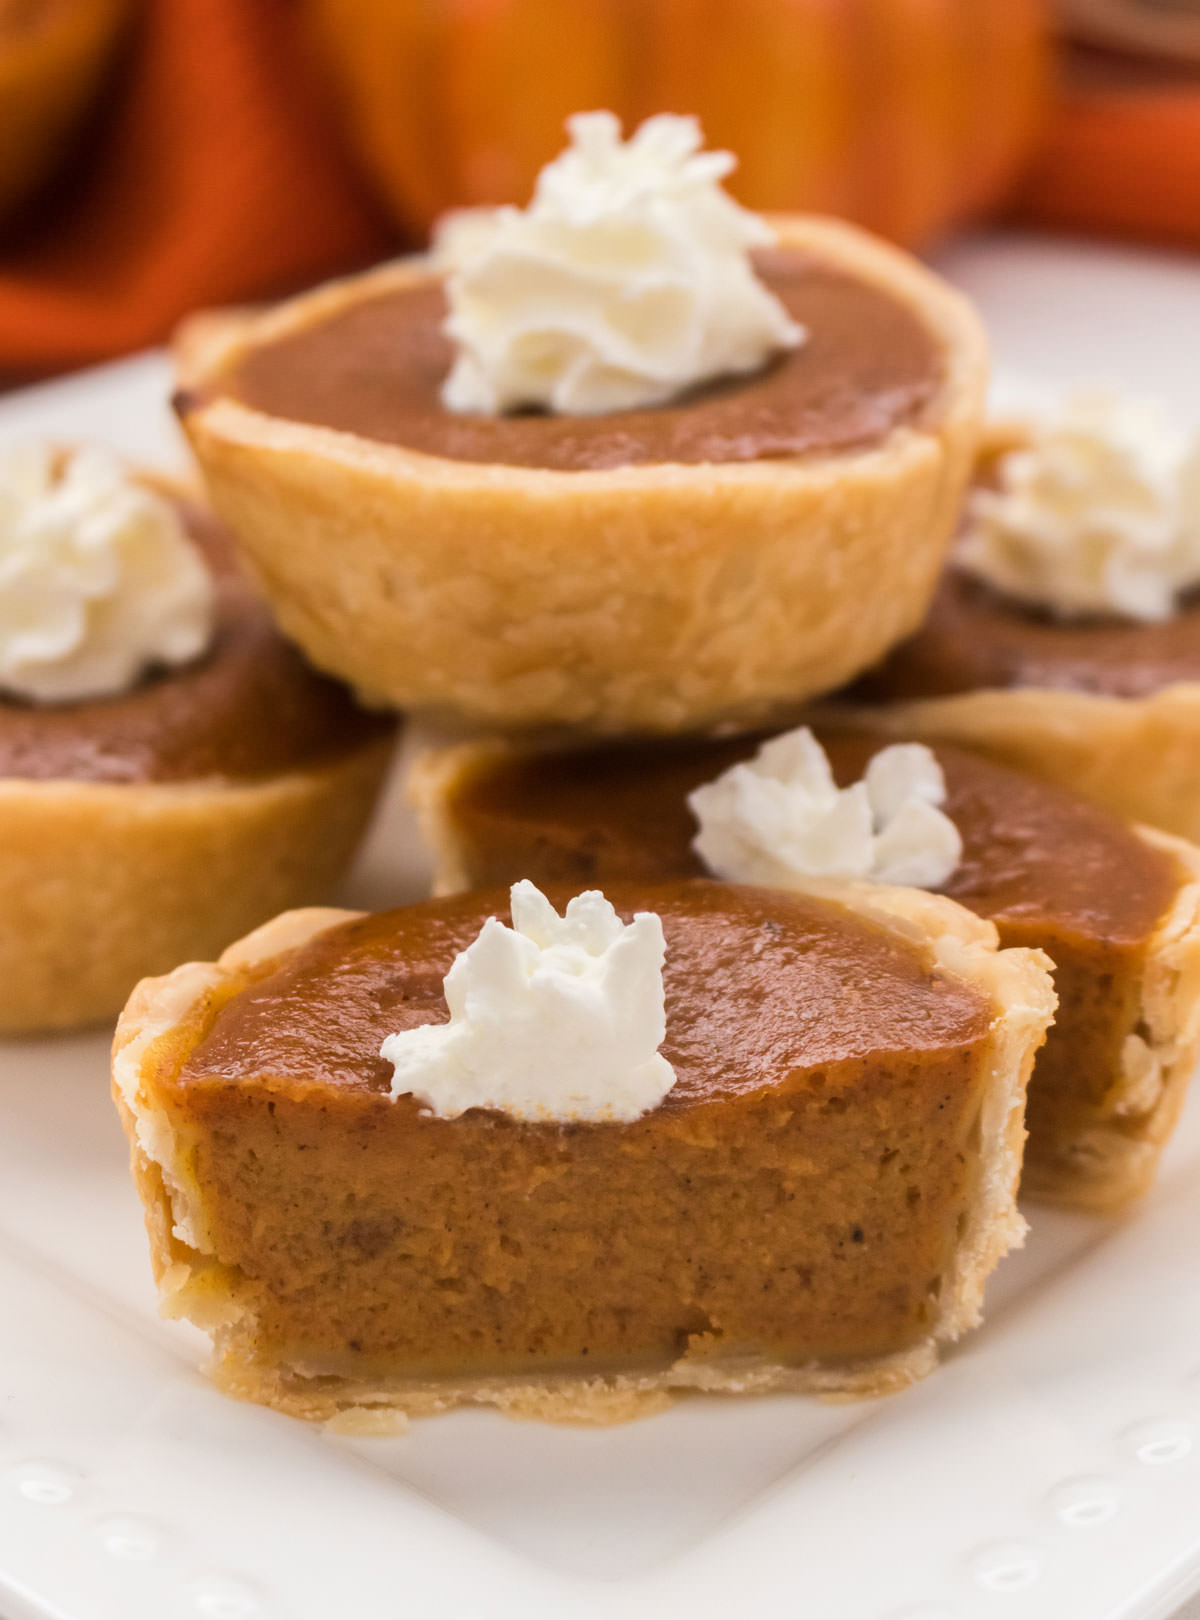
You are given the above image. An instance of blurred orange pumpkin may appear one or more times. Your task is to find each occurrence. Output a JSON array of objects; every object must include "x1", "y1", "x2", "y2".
[
  {"x1": 305, "y1": 0, "x2": 1050, "y2": 248},
  {"x1": 0, "y1": 0, "x2": 133, "y2": 227}
]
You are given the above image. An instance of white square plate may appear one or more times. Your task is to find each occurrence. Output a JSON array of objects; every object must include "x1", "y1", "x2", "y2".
[{"x1": 3, "y1": 232, "x2": 1200, "y2": 1620}]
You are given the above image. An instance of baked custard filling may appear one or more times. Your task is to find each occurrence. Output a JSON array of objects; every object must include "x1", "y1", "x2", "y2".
[
  {"x1": 0, "y1": 498, "x2": 392, "y2": 784},
  {"x1": 855, "y1": 568, "x2": 1200, "y2": 703},
  {"x1": 159, "y1": 882, "x2": 996, "y2": 1383},
  {"x1": 433, "y1": 729, "x2": 1188, "y2": 1201},
  {"x1": 218, "y1": 251, "x2": 943, "y2": 472}
]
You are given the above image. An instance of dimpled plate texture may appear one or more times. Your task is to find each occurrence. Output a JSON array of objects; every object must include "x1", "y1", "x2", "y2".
[{"x1": 3, "y1": 235, "x2": 1200, "y2": 1620}]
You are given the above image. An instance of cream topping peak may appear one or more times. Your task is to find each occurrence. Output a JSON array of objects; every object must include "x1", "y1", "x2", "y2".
[
  {"x1": 438, "y1": 111, "x2": 804, "y2": 417},
  {"x1": 380, "y1": 880, "x2": 677, "y2": 1123},
  {"x1": 689, "y1": 727, "x2": 962, "y2": 891},
  {"x1": 959, "y1": 391, "x2": 1200, "y2": 622},
  {"x1": 0, "y1": 443, "x2": 214, "y2": 705}
]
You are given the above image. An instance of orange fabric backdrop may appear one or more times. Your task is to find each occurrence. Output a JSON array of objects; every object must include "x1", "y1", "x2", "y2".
[
  {"x1": 1014, "y1": 45, "x2": 1200, "y2": 251},
  {"x1": 0, "y1": 0, "x2": 390, "y2": 380}
]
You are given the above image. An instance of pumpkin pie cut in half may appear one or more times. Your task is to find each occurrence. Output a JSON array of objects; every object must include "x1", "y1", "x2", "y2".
[
  {"x1": 112, "y1": 878, "x2": 1052, "y2": 1426},
  {"x1": 847, "y1": 400, "x2": 1200, "y2": 845},
  {"x1": 175, "y1": 121, "x2": 986, "y2": 736},
  {"x1": 1, "y1": 454, "x2": 395, "y2": 1034},
  {"x1": 412, "y1": 725, "x2": 1200, "y2": 1212}
]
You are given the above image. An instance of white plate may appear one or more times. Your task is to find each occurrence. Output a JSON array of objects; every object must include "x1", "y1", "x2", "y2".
[{"x1": 3, "y1": 233, "x2": 1200, "y2": 1620}]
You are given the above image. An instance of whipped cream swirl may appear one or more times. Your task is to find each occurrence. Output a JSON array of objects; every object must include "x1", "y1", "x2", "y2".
[
  {"x1": 380, "y1": 880, "x2": 676, "y2": 1123},
  {"x1": 959, "y1": 391, "x2": 1200, "y2": 622},
  {"x1": 439, "y1": 110, "x2": 804, "y2": 417},
  {"x1": 0, "y1": 443, "x2": 214, "y2": 704},
  {"x1": 689, "y1": 727, "x2": 961, "y2": 891}
]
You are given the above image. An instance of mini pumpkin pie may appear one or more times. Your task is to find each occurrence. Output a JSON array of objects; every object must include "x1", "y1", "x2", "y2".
[
  {"x1": 113, "y1": 875, "x2": 1052, "y2": 1425},
  {"x1": 411, "y1": 724, "x2": 1200, "y2": 1211},
  {"x1": 174, "y1": 112, "x2": 986, "y2": 735},
  {"x1": 0, "y1": 446, "x2": 395, "y2": 1034},
  {"x1": 846, "y1": 397, "x2": 1200, "y2": 843}
]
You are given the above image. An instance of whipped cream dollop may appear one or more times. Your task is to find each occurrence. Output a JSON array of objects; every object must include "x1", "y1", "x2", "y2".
[
  {"x1": 380, "y1": 880, "x2": 676, "y2": 1123},
  {"x1": 439, "y1": 110, "x2": 804, "y2": 417},
  {"x1": 0, "y1": 442, "x2": 215, "y2": 704},
  {"x1": 689, "y1": 727, "x2": 962, "y2": 891},
  {"x1": 958, "y1": 391, "x2": 1200, "y2": 622}
]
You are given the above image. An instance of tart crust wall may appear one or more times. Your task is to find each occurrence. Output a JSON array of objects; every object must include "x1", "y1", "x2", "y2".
[
  {"x1": 1, "y1": 739, "x2": 392, "y2": 1034},
  {"x1": 178, "y1": 216, "x2": 988, "y2": 734},
  {"x1": 112, "y1": 891, "x2": 1053, "y2": 1427}
]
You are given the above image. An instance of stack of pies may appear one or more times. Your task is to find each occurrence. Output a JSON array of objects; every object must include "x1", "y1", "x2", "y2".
[{"x1": 95, "y1": 114, "x2": 1200, "y2": 1429}]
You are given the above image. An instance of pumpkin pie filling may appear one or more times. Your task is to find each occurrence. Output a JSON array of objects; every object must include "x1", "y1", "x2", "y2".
[
  {"x1": 139, "y1": 880, "x2": 1015, "y2": 1399},
  {"x1": 217, "y1": 250, "x2": 944, "y2": 472},
  {"x1": 854, "y1": 569, "x2": 1200, "y2": 704},
  {"x1": 428, "y1": 728, "x2": 1196, "y2": 1207},
  {"x1": 0, "y1": 498, "x2": 392, "y2": 784}
]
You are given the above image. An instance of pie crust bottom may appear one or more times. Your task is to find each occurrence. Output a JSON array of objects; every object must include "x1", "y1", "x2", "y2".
[
  {"x1": 1, "y1": 738, "x2": 392, "y2": 1034},
  {"x1": 206, "y1": 1338, "x2": 940, "y2": 1434}
]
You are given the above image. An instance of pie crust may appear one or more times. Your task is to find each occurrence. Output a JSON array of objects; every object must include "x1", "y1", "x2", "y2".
[
  {"x1": 112, "y1": 888, "x2": 1053, "y2": 1427},
  {"x1": 1, "y1": 738, "x2": 392, "y2": 1034},
  {"x1": 175, "y1": 216, "x2": 988, "y2": 734},
  {"x1": 410, "y1": 734, "x2": 1200, "y2": 1214}
]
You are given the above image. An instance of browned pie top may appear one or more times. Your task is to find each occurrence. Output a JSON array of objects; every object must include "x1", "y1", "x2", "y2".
[
  {"x1": 856, "y1": 567, "x2": 1200, "y2": 702},
  {"x1": 178, "y1": 879, "x2": 990, "y2": 1107},
  {"x1": 0, "y1": 497, "x2": 393, "y2": 785},
  {"x1": 448, "y1": 728, "x2": 1181, "y2": 950},
  {"x1": 214, "y1": 249, "x2": 944, "y2": 472}
]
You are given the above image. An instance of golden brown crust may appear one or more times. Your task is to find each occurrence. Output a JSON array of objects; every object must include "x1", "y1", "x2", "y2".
[
  {"x1": 171, "y1": 307, "x2": 261, "y2": 390},
  {"x1": 213, "y1": 1341, "x2": 940, "y2": 1432},
  {"x1": 406, "y1": 736, "x2": 515, "y2": 896},
  {"x1": 178, "y1": 216, "x2": 988, "y2": 734},
  {"x1": 2, "y1": 738, "x2": 392, "y2": 1034},
  {"x1": 836, "y1": 684, "x2": 1200, "y2": 848},
  {"x1": 112, "y1": 881, "x2": 1053, "y2": 1426}
]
